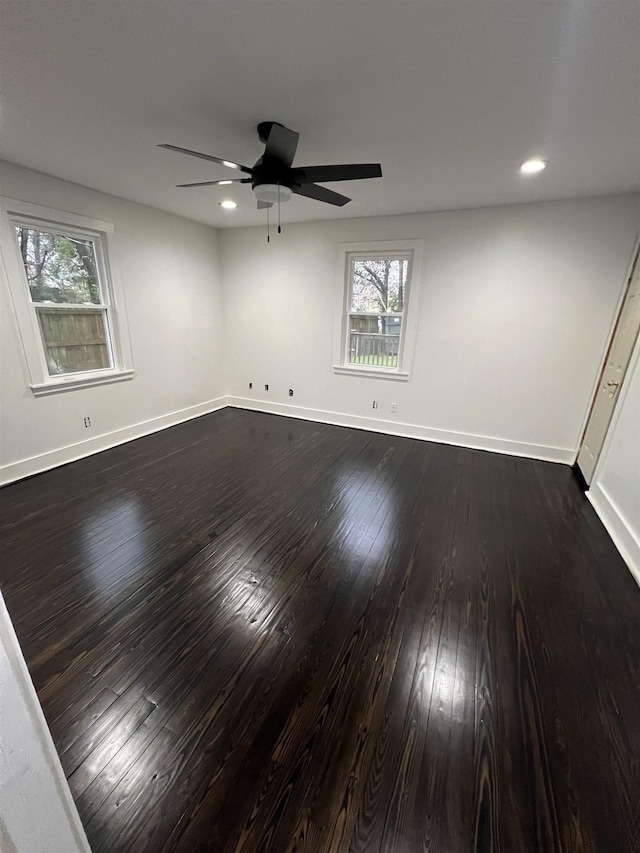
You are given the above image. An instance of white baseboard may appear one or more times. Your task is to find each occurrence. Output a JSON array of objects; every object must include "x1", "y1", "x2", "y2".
[
  {"x1": 226, "y1": 397, "x2": 575, "y2": 464},
  {"x1": 1, "y1": 395, "x2": 576, "y2": 487},
  {"x1": 0, "y1": 396, "x2": 228, "y2": 486},
  {"x1": 587, "y1": 483, "x2": 640, "y2": 587}
]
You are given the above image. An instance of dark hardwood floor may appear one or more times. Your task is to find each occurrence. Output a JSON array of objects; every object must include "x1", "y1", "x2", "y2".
[{"x1": 1, "y1": 408, "x2": 639, "y2": 852}]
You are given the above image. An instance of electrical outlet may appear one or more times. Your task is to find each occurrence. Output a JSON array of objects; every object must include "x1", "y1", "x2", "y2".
[
  {"x1": 390, "y1": 403, "x2": 397, "y2": 413},
  {"x1": 265, "y1": 384, "x2": 269, "y2": 391},
  {"x1": 83, "y1": 416, "x2": 91, "y2": 428},
  {"x1": 249, "y1": 381, "x2": 252, "y2": 389},
  {"x1": 289, "y1": 389, "x2": 294, "y2": 397},
  {"x1": 372, "y1": 401, "x2": 378, "y2": 410}
]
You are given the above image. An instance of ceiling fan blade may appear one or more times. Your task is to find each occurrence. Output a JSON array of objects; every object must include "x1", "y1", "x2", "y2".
[
  {"x1": 257, "y1": 200, "x2": 273, "y2": 210},
  {"x1": 292, "y1": 183, "x2": 351, "y2": 206},
  {"x1": 293, "y1": 164, "x2": 382, "y2": 184},
  {"x1": 176, "y1": 178, "x2": 251, "y2": 188},
  {"x1": 262, "y1": 124, "x2": 300, "y2": 169},
  {"x1": 158, "y1": 144, "x2": 253, "y2": 175}
]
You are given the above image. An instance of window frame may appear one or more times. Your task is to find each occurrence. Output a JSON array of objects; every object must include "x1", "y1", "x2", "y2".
[
  {"x1": 332, "y1": 240, "x2": 423, "y2": 381},
  {"x1": 1, "y1": 199, "x2": 134, "y2": 396}
]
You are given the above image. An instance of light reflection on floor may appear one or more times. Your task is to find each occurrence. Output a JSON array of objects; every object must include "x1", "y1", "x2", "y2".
[{"x1": 81, "y1": 497, "x2": 148, "y2": 595}]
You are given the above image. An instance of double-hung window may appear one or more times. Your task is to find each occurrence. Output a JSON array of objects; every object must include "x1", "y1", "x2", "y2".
[
  {"x1": 333, "y1": 240, "x2": 423, "y2": 380},
  {"x1": 2, "y1": 200, "x2": 133, "y2": 395},
  {"x1": 16, "y1": 222, "x2": 114, "y2": 375}
]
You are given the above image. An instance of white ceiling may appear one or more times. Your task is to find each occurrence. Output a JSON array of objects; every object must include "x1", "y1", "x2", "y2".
[{"x1": 1, "y1": 1, "x2": 638, "y2": 229}]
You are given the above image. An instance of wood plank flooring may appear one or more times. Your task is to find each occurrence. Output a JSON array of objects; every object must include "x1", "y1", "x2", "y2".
[{"x1": 1, "y1": 408, "x2": 638, "y2": 852}]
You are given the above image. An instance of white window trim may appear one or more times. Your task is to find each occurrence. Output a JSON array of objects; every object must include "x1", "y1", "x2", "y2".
[
  {"x1": 0, "y1": 198, "x2": 135, "y2": 395},
  {"x1": 332, "y1": 239, "x2": 423, "y2": 381}
]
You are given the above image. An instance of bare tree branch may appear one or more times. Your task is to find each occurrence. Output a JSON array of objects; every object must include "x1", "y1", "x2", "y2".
[
  {"x1": 26, "y1": 247, "x2": 51, "y2": 282},
  {"x1": 70, "y1": 240, "x2": 100, "y2": 301},
  {"x1": 355, "y1": 261, "x2": 390, "y2": 311}
]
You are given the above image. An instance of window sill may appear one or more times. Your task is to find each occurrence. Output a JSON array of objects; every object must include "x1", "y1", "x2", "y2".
[
  {"x1": 30, "y1": 369, "x2": 135, "y2": 397},
  {"x1": 332, "y1": 365, "x2": 410, "y2": 381}
]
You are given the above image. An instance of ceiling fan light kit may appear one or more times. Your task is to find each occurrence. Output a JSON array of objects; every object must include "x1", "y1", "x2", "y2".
[
  {"x1": 159, "y1": 121, "x2": 382, "y2": 240},
  {"x1": 253, "y1": 183, "x2": 293, "y2": 204}
]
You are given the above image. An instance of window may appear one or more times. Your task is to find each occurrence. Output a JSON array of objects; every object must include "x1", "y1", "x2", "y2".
[
  {"x1": 347, "y1": 255, "x2": 408, "y2": 368},
  {"x1": 2, "y1": 200, "x2": 133, "y2": 395},
  {"x1": 333, "y1": 240, "x2": 423, "y2": 380},
  {"x1": 15, "y1": 224, "x2": 114, "y2": 376}
]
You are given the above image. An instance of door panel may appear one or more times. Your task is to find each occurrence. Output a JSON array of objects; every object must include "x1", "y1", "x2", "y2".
[{"x1": 577, "y1": 248, "x2": 640, "y2": 485}]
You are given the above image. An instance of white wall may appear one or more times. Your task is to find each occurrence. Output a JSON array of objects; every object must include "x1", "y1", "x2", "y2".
[
  {"x1": 0, "y1": 161, "x2": 226, "y2": 484},
  {"x1": 2, "y1": 172, "x2": 636, "y2": 478},
  {"x1": 221, "y1": 195, "x2": 640, "y2": 462},
  {"x1": 589, "y1": 333, "x2": 640, "y2": 584},
  {"x1": 0, "y1": 593, "x2": 90, "y2": 853}
]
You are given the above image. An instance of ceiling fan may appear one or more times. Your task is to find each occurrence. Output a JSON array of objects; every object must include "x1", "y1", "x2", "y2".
[{"x1": 158, "y1": 121, "x2": 382, "y2": 210}]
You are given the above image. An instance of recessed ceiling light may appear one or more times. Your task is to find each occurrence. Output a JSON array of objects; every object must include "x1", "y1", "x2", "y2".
[
  {"x1": 219, "y1": 199, "x2": 237, "y2": 209},
  {"x1": 218, "y1": 180, "x2": 233, "y2": 186},
  {"x1": 520, "y1": 158, "x2": 547, "y2": 174},
  {"x1": 222, "y1": 160, "x2": 239, "y2": 170}
]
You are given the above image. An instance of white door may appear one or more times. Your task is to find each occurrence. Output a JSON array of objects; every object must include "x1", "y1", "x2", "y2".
[{"x1": 577, "y1": 247, "x2": 640, "y2": 485}]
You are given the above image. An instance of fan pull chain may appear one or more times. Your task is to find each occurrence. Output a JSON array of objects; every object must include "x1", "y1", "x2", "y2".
[
  {"x1": 267, "y1": 205, "x2": 270, "y2": 243},
  {"x1": 277, "y1": 185, "x2": 282, "y2": 234}
]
